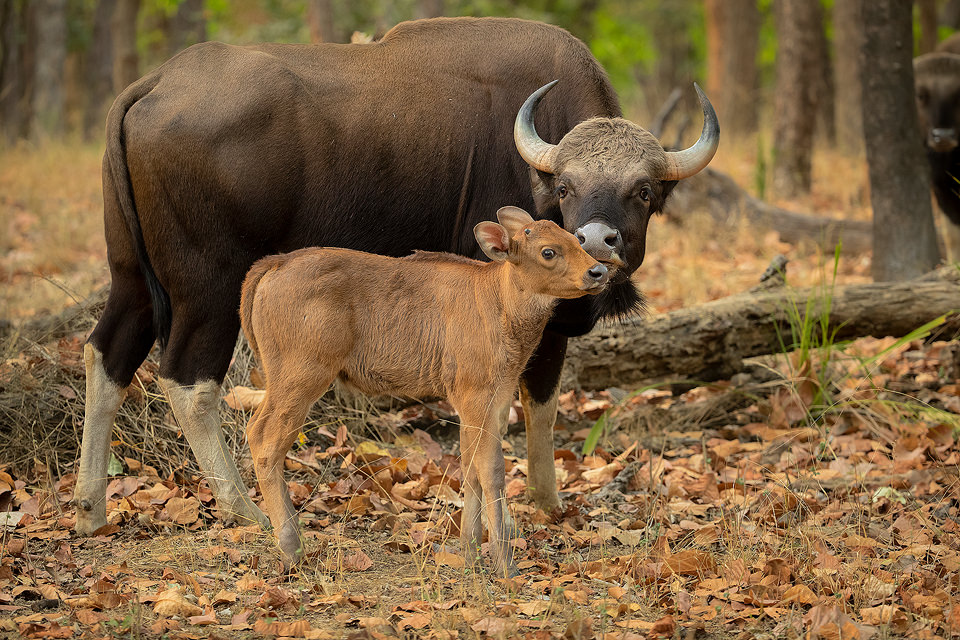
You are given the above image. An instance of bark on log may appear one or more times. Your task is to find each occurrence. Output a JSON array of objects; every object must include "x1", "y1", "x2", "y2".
[
  {"x1": 668, "y1": 167, "x2": 873, "y2": 254},
  {"x1": 563, "y1": 266, "x2": 960, "y2": 391}
]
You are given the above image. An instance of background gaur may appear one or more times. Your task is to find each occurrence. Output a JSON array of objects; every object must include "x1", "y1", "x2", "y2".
[
  {"x1": 72, "y1": 16, "x2": 718, "y2": 537},
  {"x1": 914, "y1": 43, "x2": 960, "y2": 260}
]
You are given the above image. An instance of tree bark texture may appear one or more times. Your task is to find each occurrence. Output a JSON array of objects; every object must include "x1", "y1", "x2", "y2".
[
  {"x1": 772, "y1": 0, "x2": 822, "y2": 198},
  {"x1": 704, "y1": 0, "x2": 759, "y2": 138},
  {"x1": 833, "y1": 0, "x2": 864, "y2": 155},
  {"x1": 861, "y1": 0, "x2": 941, "y2": 281},
  {"x1": 0, "y1": 0, "x2": 29, "y2": 141},
  {"x1": 111, "y1": 0, "x2": 140, "y2": 93},
  {"x1": 307, "y1": 0, "x2": 338, "y2": 43},
  {"x1": 562, "y1": 267, "x2": 960, "y2": 390},
  {"x1": 918, "y1": 0, "x2": 939, "y2": 54},
  {"x1": 667, "y1": 168, "x2": 873, "y2": 254},
  {"x1": 83, "y1": 0, "x2": 115, "y2": 139},
  {"x1": 167, "y1": 0, "x2": 206, "y2": 57},
  {"x1": 29, "y1": 0, "x2": 66, "y2": 138}
]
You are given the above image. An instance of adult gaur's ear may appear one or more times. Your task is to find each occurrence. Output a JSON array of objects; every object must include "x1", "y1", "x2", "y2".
[
  {"x1": 661, "y1": 180, "x2": 678, "y2": 201},
  {"x1": 474, "y1": 222, "x2": 511, "y2": 262},
  {"x1": 496, "y1": 206, "x2": 535, "y2": 236}
]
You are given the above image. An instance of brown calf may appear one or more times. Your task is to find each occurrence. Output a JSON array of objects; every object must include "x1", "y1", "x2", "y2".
[{"x1": 239, "y1": 207, "x2": 608, "y2": 575}]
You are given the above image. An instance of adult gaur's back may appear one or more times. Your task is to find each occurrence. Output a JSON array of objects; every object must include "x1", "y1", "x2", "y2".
[{"x1": 75, "y1": 17, "x2": 718, "y2": 538}]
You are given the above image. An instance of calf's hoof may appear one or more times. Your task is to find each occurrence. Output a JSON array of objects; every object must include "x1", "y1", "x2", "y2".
[{"x1": 278, "y1": 525, "x2": 304, "y2": 570}]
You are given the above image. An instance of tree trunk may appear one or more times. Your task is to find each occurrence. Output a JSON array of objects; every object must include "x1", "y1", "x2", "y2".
[
  {"x1": 415, "y1": 0, "x2": 444, "y2": 19},
  {"x1": 833, "y1": 0, "x2": 863, "y2": 155},
  {"x1": 111, "y1": 0, "x2": 139, "y2": 93},
  {"x1": 0, "y1": 0, "x2": 29, "y2": 141},
  {"x1": 772, "y1": 0, "x2": 822, "y2": 198},
  {"x1": 306, "y1": 0, "x2": 338, "y2": 43},
  {"x1": 83, "y1": 0, "x2": 115, "y2": 139},
  {"x1": 861, "y1": 0, "x2": 941, "y2": 281},
  {"x1": 29, "y1": 0, "x2": 66, "y2": 138},
  {"x1": 562, "y1": 267, "x2": 960, "y2": 390},
  {"x1": 813, "y1": 6, "x2": 834, "y2": 144},
  {"x1": 705, "y1": 0, "x2": 759, "y2": 138},
  {"x1": 167, "y1": 0, "x2": 205, "y2": 57},
  {"x1": 917, "y1": 0, "x2": 938, "y2": 54}
]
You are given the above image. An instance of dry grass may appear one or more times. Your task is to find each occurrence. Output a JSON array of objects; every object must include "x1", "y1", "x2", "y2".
[{"x1": 0, "y1": 140, "x2": 108, "y2": 321}]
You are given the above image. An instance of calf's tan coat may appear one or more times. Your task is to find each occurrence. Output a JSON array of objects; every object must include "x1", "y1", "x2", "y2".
[{"x1": 239, "y1": 207, "x2": 607, "y2": 575}]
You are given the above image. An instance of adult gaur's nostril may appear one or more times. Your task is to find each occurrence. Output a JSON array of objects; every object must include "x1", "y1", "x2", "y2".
[
  {"x1": 603, "y1": 230, "x2": 619, "y2": 248},
  {"x1": 576, "y1": 230, "x2": 587, "y2": 245},
  {"x1": 588, "y1": 263, "x2": 608, "y2": 280}
]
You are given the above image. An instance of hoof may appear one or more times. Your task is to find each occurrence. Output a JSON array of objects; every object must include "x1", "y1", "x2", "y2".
[
  {"x1": 223, "y1": 501, "x2": 271, "y2": 529},
  {"x1": 73, "y1": 500, "x2": 107, "y2": 536}
]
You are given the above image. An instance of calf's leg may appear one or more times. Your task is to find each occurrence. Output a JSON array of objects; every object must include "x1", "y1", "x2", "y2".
[
  {"x1": 458, "y1": 399, "x2": 516, "y2": 577},
  {"x1": 246, "y1": 379, "x2": 327, "y2": 569}
]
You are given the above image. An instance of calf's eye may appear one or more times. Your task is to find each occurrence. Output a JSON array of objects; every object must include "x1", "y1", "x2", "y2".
[{"x1": 541, "y1": 248, "x2": 556, "y2": 260}]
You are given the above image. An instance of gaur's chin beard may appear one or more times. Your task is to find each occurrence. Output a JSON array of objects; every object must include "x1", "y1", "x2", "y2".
[{"x1": 592, "y1": 278, "x2": 646, "y2": 325}]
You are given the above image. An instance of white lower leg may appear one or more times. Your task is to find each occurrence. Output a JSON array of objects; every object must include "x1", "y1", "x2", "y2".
[
  {"x1": 160, "y1": 378, "x2": 268, "y2": 527},
  {"x1": 74, "y1": 344, "x2": 125, "y2": 535},
  {"x1": 520, "y1": 382, "x2": 561, "y2": 511}
]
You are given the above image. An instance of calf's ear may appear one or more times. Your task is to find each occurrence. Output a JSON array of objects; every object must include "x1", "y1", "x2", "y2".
[
  {"x1": 474, "y1": 222, "x2": 511, "y2": 262},
  {"x1": 497, "y1": 206, "x2": 535, "y2": 236}
]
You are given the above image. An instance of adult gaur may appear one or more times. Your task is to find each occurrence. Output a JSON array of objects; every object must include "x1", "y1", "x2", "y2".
[
  {"x1": 74, "y1": 16, "x2": 718, "y2": 536},
  {"x1": 914, "y1": 47, "x2": 960, "y2": 259}
]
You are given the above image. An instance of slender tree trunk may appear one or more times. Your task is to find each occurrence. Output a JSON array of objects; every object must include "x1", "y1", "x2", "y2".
[
  {"x1": 917, "y1": 0, "x2": 938, "y2": 54},
  {"x1": 772, "y1": 0, "x2": 822, "y2": 198},
  {"x1": 167, "y1": 0, "x2": 205, "y2": 57},
  {"x1": 415, "y1": 0, "x2": 444, "y2": 19},
  {"x1": 813, "y1": 8, "x2": 834, "y2": 144},
  {"x1": 111, "y1": 0, "x2": 140, "y2": 93},
  {"x1": 705, "y1": 0, "x2": 759, "y2": 138},
  {"x1": 306, "y1": 0, "x2": 338, "y2": 43},
  {"x1": 83, "y1": 0, "x2": 115, "y2": 139},
  {"x1": 30, "y1": 0, "x2": 67, "y2": 138},
  {"x1": 0, "y1": 0, "x2": 29, "y2": 141},
  {"x1": 861, "y1": 0, "x2": 941, "y2": 280},
  {"x1": 833, "y1": 0, "x2": 863, "y2": 155}
]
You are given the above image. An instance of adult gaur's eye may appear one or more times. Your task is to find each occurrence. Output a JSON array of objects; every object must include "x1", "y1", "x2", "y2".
[
  {"x1": 557, "y1": 184, "x2": 568, "y2": 199},
  {"x1": 917, "y1": 88, "x2": 930, "y2": 105},
  {"x1": 638, "y1": 186, "x2": 651, "y2": 202},
  {"x1": 541, "y1": 248, "x2": 556, "y2": 260}
]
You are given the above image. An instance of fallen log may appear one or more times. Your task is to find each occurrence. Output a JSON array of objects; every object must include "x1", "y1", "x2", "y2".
[
  {"x1": 564, "y1": 266, "x2": 960, "y2": 391},
  {"x1": 668, "y1": 167, "x2": 873, "y2": 254}
]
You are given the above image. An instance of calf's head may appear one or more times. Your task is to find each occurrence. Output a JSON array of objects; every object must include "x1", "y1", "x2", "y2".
[
  {"x1": 914, "y1": 52, "x2": 960, "y2": 153},
  {"x1": 515, "y1": 81, "x2": 719, "y2": 278},
  {"x1": 474, "y1": 206, "x2": 608, "y2": 298}
]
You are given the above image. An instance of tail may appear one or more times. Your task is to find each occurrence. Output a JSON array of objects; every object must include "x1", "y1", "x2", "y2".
[
  {"x1": 239, "y1": 255, "x2": 287, "y2": 364},
  {"x1": 103, "y1": 73, "x2": 170, "y2": 346}
]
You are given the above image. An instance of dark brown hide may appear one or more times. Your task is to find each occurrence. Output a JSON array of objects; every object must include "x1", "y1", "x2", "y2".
[{"x1": 914, "y1": 52, "x2": 960, "y2": 226}]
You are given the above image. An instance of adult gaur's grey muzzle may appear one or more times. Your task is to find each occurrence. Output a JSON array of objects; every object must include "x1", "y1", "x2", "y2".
[
  {"x1": 575, "y1": 222, "x2": 623, "y2": 266},
  {"x1": 928, "y1": 128, "x2": 959, "y2": 153}
]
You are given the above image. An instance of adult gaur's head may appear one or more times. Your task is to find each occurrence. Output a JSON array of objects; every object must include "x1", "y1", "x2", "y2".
[
  {"x1": 515, "y1": 81, "x2": 719, "y2": 279},
  {"x1": 914, "y1": 52, "x2": 960, "y2": 153}
]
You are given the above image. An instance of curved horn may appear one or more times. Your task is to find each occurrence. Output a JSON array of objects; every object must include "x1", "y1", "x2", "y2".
[
  {"x1": 514, "y1": 80, "x2": 560, "y2": 173},
  {"x1": 664, "y1": 83, "x2": 720, "y2": 180}
]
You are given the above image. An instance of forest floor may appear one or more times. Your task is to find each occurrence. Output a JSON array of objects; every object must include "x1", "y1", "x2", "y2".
[{"x1": 1, "y1": 139, "x2": 959, "y2": 639}]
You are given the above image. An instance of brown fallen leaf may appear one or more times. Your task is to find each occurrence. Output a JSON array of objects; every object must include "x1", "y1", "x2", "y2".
[
  {"x1": 153, "y1": 586, "x2": 202, "y2": 618},
  {"x1": 343, "y1": 549, "x2": 373, "y2": 571},
  {"x1": 435, "y1": 550, "x2": 465, "y2": 568},
  {"x1": 187, "y1": 607, "x2": 217, "y2": 626},
  {"x1": 780, "y1": 583, "x2": 819, "y2": 606},
  {"x1": 164, "y1": 496, "x2": 200, "y2": 525}
]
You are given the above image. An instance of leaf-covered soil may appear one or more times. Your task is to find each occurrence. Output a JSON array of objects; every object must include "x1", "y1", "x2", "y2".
[{"x1": 1, "y1": 326, "x2": 959, "y2": 639}]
